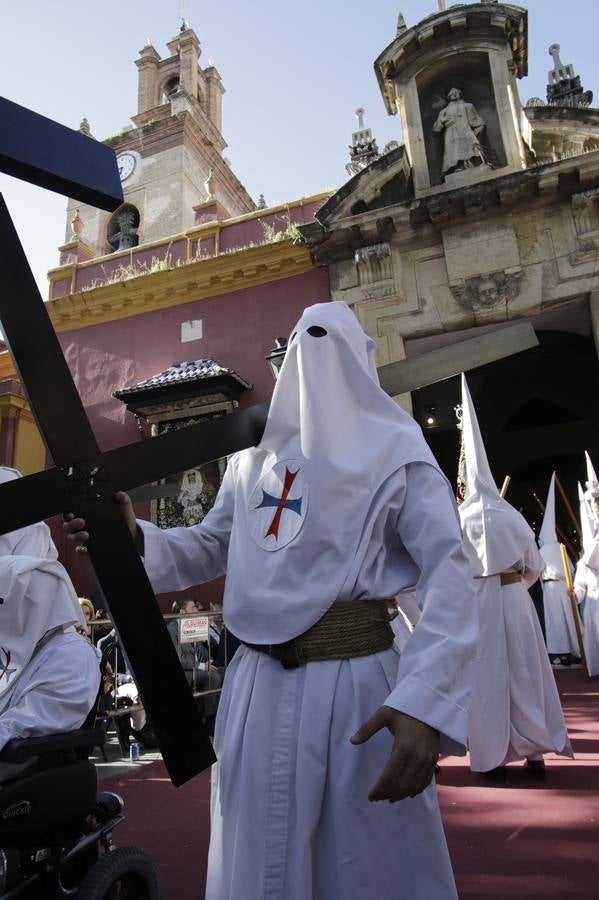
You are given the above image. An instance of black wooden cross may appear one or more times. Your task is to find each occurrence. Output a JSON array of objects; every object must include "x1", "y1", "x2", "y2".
[
  {"x1": 0, "y1": 97, "x2": 267, "y2": 786},
  {"x1": 0, "y1": 97, "x2": 539, "y2": 785}
]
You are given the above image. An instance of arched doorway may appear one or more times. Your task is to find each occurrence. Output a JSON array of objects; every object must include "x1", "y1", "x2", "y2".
[{"x1": 412, "y1": 329, "x2": 599, "y2": 549}]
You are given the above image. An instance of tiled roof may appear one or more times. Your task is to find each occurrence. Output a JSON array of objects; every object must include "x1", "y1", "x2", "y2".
[{"x1": 114, "y1": 359, "x2": 251, "y2": 398}]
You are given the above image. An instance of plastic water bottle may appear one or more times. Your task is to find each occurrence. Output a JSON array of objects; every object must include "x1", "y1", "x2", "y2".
[{"x1": 129, "y1": 741, "x2": 140, "y2": 763}]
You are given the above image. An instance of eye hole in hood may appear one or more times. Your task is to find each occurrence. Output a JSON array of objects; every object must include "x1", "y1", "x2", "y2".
[{"x1": 307, "y1": 326, "x2": 327, "y2": 337}]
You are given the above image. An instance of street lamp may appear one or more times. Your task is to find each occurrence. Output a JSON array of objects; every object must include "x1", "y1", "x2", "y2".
[{"x1": 265, "y1": 337, "x2": 288, "y2": 380}]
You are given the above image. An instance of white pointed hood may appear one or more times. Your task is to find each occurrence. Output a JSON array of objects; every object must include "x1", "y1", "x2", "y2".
[
  {"x1": 578, "y1": 482, "x2": 594, "y2": 554},
  {"x1": 0, "y1": 466, "x2": 86, "y2": 714},
  {"x1": 581, "y1": 454, "x2": 599, "y2": 568},
  {"x1": 458, "y1": 374, "x2": 534, "y2": 575},
  {"x1": 586, "y1": 451, "x2": 599, "y2": 496},
  {"x1": 538, "y1": 472, "x2": 571, "y2": 578},
  {"x1": 539, "y1": 472, "x2": 558, "y2": 547},
  {"x1": 222, "y1": 301, "x2": 443, "y2": 644}
]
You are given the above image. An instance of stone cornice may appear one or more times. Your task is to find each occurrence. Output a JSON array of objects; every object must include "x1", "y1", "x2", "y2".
[
  {"x1": 47, "y1": 241, "x2": 316, "y2": 332},
  {"x1": 302, "y1": 152, "x2": 599, "y2": 263}
]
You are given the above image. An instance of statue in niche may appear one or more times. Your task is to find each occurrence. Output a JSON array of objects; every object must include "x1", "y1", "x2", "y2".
[{"x1": 433, "y1": 87, "x2": 492, "y2": 178}]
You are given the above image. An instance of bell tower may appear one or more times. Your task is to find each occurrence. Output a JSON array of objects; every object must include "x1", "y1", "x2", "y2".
[{"x1": 62, "y1": 24, "x2": 254, "y2": 260}]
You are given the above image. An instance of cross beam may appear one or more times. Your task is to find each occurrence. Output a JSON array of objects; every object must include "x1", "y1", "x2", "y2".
[
  {"x1": 0, "y1": 101, "x2": 222, "y2": 785},
  {"x1": 0, "y1": 97, "x2": 123, "y2": 210}
]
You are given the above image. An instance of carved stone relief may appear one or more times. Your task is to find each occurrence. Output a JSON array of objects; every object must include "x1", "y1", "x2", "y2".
[
  {"x1": 570, "y1": 189, "x2": 599, "y2": 264},
  {"x1": 355, "y1": 242, "x2": 397, "y2": 301},
  {"x1": 450, "y1": 270, "x2": 522, "y2": 320}
]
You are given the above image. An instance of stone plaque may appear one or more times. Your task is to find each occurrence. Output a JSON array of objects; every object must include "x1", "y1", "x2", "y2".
[{"x1": 443, "y1": 218, "x2": 521, "y2": 284}]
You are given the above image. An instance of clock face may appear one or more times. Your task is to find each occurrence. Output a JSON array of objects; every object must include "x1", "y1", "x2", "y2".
[{"x1": 117, "y1": 153, "x2": 136, "y2": 181}]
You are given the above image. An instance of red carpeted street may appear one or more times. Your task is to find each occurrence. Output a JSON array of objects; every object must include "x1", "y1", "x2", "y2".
[{"x1": 103, "y1": 669, "x2": 598, "y2": 899}]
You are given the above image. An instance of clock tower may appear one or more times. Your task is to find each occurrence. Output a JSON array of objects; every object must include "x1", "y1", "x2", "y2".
[{"x1": 61, "y1": 25, "x2": 255, "y2": 260}]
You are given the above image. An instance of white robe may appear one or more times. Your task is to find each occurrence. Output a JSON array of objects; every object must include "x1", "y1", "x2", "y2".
[
  {"x1": 540, "y1": 546, "x2": 580, "y2": 656},
  {"x1": 466, "y1": 545, "x2": 572, "y2": 772},
  {"x1": 575, "y1": 556, "x2": 599, "y2": 677},
  {"x1": 0, "y1": 626, "x2": 100, "y2": 751},
  {"x1": 140, "y1": 460, "x2": 478, "y2": 900}
]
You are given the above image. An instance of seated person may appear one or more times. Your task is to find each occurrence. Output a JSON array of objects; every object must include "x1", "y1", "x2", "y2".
[
  {"x1": 0, "y1": 466, "x2": 100, "y2": 778},
  {"x1": 167, "y1": 597, "x2": 221, "y2": 729},
  {"x1": 96, "y1": 626, "x2": 155, "y2": 749}
]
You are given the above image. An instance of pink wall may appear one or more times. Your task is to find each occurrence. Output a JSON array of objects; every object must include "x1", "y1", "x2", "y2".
[
  {"x1": 52, "y1": 264, "x2": 330, "y2": 603},
  {"x1": 57, "y1": 266, "x2": 330, "y2": 452},
  {"x1": 218, "y1": 198, "x2": 326, "y2": 254},
  {"x1": 74, "y1": 239, "x2": 188, "y2": 292},
  {"x1": 50, "y1": 197, "x2": 328, "y2": 299}
]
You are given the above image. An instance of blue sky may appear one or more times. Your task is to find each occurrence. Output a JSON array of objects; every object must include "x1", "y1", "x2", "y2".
[{"x1": 0, "y1": 0, "x2": 597, "y2": 294}]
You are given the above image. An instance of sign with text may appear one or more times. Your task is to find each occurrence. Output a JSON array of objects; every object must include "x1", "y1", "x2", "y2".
[{"x1": 179, "y1": 616, "x2": 210, "y2": 644}]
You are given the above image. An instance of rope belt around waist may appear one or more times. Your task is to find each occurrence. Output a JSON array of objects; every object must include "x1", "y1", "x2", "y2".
[
  {"x1": 475, "y1": 573, "x2": 524, "y2": 586},
  {"x1": 243, "y1": 599, "x2": 395, "y2": 670},
  {"x1": 500, "y1": 572, "x2": 523, "y2": 587}
]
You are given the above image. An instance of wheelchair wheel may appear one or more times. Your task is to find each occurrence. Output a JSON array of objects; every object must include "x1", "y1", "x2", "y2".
[{"x1": 76, "y1": 847, "x2": 159, "y2": 899}]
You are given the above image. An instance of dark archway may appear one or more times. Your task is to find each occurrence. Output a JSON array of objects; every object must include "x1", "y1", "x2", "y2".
[
  {"x1": 412, "y1": 329, "x2": 599, "y2": 548},
  {"x1": 107, "y1": 203, "x2": 140, "y2": 252}
]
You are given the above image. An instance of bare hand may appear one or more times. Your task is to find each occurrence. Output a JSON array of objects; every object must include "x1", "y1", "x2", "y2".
[
  {"x1": 351, "y1": 707, "x2": 439, "y2": 802},
  {"x1": 63, "y1": 491, "x2": 138, "y2": 553}
]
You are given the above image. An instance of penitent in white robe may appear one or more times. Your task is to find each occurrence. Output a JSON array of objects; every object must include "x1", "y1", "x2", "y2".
[
  {"x1": 540, "y1": 547, "x2": 580, "y2": 657},
  {"x1": 575, "y1": 549, "x2": 599, "y2": 677},
  {"x1": 466, "y1": 544, "x2": 572, "y2": 772},
  {"x1": 0, "y1": 627, "x2": 100, "y2": 752},
  {"x1": 140, "y1": 460, "x2": 477, "y2": 900}
]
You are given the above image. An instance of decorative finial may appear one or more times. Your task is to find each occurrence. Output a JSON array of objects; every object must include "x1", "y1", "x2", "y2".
[
  {"x1": 79, "y1": 117, "x2": 91, "y2": 137},
  {"x1": 346, "y1": 108, "x2": 380, "y2": 178},
  {"x1": 257, "y1": 194, "x2": 267, "y2": 209},
  {"x1": 144, "y1": 37, "x2": 152, "y2": 48},
  {"x1": 203, "y1": 169, "x2": 217, "y2": 199},
  {"x1": 436, "y1": 0, "x2": 446, "y2": 11},
  {"x1": 396, "y1": 12, "x2": 407, "y2": 34},
  {"x1": 546, "y1": 42, "x2": 593, "y2": 107},
  {"x1": 548, "y1": 43, "x2": 570, "y2": 81},
  {"x1": 70, "y1": 209, "x2": 84, "y2": 240}
]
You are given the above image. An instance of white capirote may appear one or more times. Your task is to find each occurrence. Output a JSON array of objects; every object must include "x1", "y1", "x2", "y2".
[
  {"x1": 539, "y1": 473, "x2": 580, "y2": 656},
  {"x1": 139, "y1": 302, "x2": 478, "y2": 900},
  {"x1": 575, "y1": 469, "x2": 599, "y2": 676},
  {"x1": 458, "y1": 376, "x2": 571, "y2": 772},
  {"x1": 0, "y1": 467, "x2": 100, "y2": 750}
]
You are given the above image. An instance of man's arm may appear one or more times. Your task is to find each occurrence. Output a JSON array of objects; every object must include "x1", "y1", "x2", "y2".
[
  {"x1": 351, "y1": 462, "x2": 478, "y2": 803},
  {"x1": 65, "y1": 459, "x2": 237, "y2": 595},
  {"x1": 138, "y1": 461, "x2": 235, "y2": 594},
  {"x1": 384, "y1": 462, "x2": 478, "y2": 754}
]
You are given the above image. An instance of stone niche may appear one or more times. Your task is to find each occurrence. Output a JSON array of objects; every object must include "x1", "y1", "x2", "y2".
[{"x1": 417, "y1": 52, "x2": 507, "y2": 188}]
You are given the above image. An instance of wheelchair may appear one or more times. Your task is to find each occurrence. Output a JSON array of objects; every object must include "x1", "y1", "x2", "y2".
[{"x1": 0, "y1": 726, "x2": 159, "y2": 898}]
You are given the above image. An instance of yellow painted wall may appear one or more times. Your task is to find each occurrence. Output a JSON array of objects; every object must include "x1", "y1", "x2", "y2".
[{"x1": 13, "y1": 412, "x2": 46, "y2": 475}]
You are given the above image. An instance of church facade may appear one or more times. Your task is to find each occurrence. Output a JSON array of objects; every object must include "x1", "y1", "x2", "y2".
[
  {"x1": 302, "y1": 1, "x2": 599, "y2": 537},
  {"x1": 1, "y1": 2, "x2": 598, "y2": 598}
]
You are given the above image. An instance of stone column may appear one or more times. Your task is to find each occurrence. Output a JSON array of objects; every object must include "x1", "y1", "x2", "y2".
[
  {"x1": 178, "y1": 30, "x2": 200, "y2": 99},
  {"x1": 135, "y1": 45, "x2": 161, "y2": 114},
  {"x1": 205, "y1": 68, "x2": 224, "y2": 133}
]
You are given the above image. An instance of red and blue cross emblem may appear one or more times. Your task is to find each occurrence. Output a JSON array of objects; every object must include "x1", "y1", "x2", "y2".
[
  {"x1": 249, "y1": 459, "x2": 308, "y2": 551},
  {"x1": 255, "y1": 467, "x2": 302, "y2": 540},
  {"x1": 0, "y1": 647, "x2": 16, "y2": 685}
]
